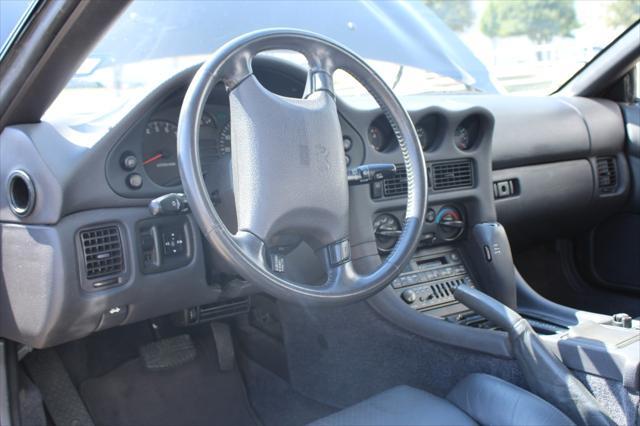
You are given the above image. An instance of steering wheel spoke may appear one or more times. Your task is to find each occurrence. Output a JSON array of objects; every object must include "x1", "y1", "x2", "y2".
[
  {"x1": 304, "y1": 49, "x2": 336, "y2": 98},
  {"x1": 231, "y1": 230, "x2": 268, "y2": 270},
  {"x1": 324, "y1": 260, "x2": 360, "y2": 294}
]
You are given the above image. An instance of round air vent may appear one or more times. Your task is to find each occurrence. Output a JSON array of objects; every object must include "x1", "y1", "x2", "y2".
[{"x1": 6, "y1": 170, "x2": 36, "y2": 217}]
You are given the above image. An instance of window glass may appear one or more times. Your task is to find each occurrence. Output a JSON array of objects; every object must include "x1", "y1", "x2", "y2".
[
  {"x1": 44, "y1": 0, "x2": 639, "y2": 131},
  {"x1": 0, "y1": 0, "x2": 34, "y2": 51}
]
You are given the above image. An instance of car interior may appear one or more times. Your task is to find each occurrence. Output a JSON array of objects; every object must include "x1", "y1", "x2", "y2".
[{"x1": 0, "y1": 1, "x2": 639, "y2": 426}]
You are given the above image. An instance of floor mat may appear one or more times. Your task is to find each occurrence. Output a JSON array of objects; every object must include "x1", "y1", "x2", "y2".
[
  {"x1": 80, "y1": 332, "x2": 258, "y2": 426},
  {"x1": 240, "y1": 355, "x2": 336, "y2": 426}
]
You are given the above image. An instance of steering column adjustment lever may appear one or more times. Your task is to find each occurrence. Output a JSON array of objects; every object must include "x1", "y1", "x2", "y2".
[
  {"x1": 149, "y1": 193, "x2": 190, "y2": 216},
  {"x1": 348, "y1": 163, "x2": 396, "y2": 185}
]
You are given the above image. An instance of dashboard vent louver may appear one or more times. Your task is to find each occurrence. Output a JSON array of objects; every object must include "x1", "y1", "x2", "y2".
[
  {"x1": 429, "y1": 278, "x2": 466, "y2": 300},
  {"x1": 431, "y1": 160, "x2": 474, "y2": 191},
  {"x1": 383, "y1": 165, "x2": 408, "y2": 197},
  {"x1": 80, "y1": 225, "x2": 124, "y2": 279},
  {"x1": 597, "y1": 157, "x2": 617, "y2": 193}
]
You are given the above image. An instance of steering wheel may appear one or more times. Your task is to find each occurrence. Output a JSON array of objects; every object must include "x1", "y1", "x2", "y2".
[{"x1": 177, "y1": 29, "x2": 427, "y2": 304}]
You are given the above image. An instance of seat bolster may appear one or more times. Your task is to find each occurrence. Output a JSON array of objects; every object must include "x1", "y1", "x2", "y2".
[
  {"x1": 309, "y1": 385, "x2": 477, "y2": 426},
  {"x1": 446, "y1": 373, "x2": 574, "y2": 426}
]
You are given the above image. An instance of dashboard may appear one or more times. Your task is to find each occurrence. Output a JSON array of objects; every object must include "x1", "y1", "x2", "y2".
[{"x1": 0, "y1": 57, "x2": 630, "y2": 348}]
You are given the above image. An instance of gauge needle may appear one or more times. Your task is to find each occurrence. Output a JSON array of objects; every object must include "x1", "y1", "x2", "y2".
[{"x1": 143, "y1": 153, "x2": 163, "y2": 165}]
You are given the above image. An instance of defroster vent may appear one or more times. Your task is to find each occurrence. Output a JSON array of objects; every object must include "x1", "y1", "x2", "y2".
[
  {"x1": 597, "y1": 157, "x2": 617, "y2": 193},
  {"x1": 431, "y1": 160, "x2": 474, "y2": 191},
  {"x1": 80, "y1": 225, "x2": 124, "y2": 279}
]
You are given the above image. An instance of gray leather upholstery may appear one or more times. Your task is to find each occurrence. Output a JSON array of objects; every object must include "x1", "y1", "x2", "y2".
[
  {"x1": 447, "y1": 374, "x2": 574, "y2": 425},
  {"x1": 309, "y1": 374, "x2": 574, "y2": 426},
  {"x1": 309, "y1": 385, "x2": 476, "y2": 426}
]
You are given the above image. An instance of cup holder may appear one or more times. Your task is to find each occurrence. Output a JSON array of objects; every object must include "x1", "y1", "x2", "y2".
[{"x1": 6, "y1": 170, "x2": 36, "y2": 217}]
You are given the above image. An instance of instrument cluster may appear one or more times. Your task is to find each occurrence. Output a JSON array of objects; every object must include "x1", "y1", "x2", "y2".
[
  {"x1": 140, "y1": 106, "x2": 231, "y2": 188},
  {"x1": 106, "y1": 103, "x2": 233, "y2": 197}
]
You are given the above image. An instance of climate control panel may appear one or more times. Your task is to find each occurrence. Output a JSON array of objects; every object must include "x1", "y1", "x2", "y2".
[{"x1": 373, "y1": 204, "x2": 465, "y2": 253}]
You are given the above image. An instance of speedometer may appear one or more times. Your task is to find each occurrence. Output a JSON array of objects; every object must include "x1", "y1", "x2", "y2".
[{"x1": 218, "y1": 122, "x2": 231, "y2": 157}]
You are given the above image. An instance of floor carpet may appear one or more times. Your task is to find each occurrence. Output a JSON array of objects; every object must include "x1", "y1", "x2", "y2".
[{"x1": 80, "y1": 332, "x2": 258, "y2": 426}]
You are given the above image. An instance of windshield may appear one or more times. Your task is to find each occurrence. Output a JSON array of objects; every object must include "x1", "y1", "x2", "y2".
[{"x1": 44, "y1": 0, "x2": 638, "y2": 128}]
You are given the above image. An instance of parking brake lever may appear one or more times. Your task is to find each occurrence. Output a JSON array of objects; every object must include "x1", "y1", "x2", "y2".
[{"x1": 454, "y1": 285, "x2": 613, "y2": 426}]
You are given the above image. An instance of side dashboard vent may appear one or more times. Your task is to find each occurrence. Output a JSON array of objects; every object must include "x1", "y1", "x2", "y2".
[
  {"x1": 431, "y1": 160, "x2": 474, "y2": 191},
  {"x1": 80, "y1": 225, "x2": 124, "y2": 279},
  {"x1": 597, "y1": 157, "x2": 617, "y2": 193},
  {"x1": 383, "y1": 165, "x2": 408, "y2": 197}
]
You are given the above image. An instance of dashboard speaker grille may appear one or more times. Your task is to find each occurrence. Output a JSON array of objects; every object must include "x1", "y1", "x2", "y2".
[
  {"x1": 597, "y1": 157, "x2": 617, "y2": 193},
  {"x1": 383, "y1": 165, "x2": 408, "y2": 197},
  {"x1": 80, "y1": 225, "x2": 124, "y2": 279},
  {"x1": 431, "y1": 160, "x2": 474, "y2": 191}
]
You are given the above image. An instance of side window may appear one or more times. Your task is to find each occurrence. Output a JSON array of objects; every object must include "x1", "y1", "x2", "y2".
[
  {"x1": 635, "y1": 62, "x2": 640, "y2": 100},
  {"x1": 0, "y1": 0, "x2": 33, "y2": 50}
]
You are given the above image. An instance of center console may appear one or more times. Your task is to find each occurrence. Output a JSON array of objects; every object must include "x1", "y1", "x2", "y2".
[
  {"x1": 391, "y1": 246, "x2": 474, "y2": 316},
  {"x1": 384, "y1": 231, "x2": 640, "y2": 396},
  {"x1": 390, "y1": 245, "x2": 506, "y2": 330}
]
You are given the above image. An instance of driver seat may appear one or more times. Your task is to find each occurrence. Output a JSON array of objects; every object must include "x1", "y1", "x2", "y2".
[{"x1": 309, "y1": 373, "x2": 574, "y2": 426}]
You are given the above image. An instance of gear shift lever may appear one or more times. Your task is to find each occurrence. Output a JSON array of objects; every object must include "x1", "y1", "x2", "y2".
[{"x1": 454, "y1": 285, "x2": 613, "y2": 426}]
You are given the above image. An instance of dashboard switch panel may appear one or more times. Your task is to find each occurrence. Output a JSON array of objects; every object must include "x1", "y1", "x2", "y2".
[
  {"x1": 162, "y1": 228, "x2": 185, "y2": 256},
  {"x1": 136, "y1": 215, "x2": 193, "y2": 274},
  {"x1": 493, "y1": 179, "x2": 518, "y2": 199}
]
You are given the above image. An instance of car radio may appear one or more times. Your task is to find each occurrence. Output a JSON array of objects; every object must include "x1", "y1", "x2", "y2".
[{"x1": 391, "y1": 247, "x2": 474, "y2": 313}]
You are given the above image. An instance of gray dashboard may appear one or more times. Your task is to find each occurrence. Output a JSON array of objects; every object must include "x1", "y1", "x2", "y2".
[{"x1": 0, "y1": 58, "x2": 630, "y2": 347}]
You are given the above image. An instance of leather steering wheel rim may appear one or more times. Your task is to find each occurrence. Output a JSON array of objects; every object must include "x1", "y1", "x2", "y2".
[{"x1": 177, "y1": 29, "x2": 427, "y2": 304}]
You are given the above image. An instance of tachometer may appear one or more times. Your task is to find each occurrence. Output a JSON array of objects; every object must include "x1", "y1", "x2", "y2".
[{"x1": 142, "y1": 113, "x2": 217, "y2": 187}]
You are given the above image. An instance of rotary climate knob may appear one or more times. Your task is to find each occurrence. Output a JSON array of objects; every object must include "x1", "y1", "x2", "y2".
[
  {"x1": 373, "y1": 214, "x2": 402, "y2": 253},
  {"x1": 401, "y1": 289, "x2": 417, "y2": 304},
  {"x1": 436, "y1": 206, "x2": 465, "y2": 240}
]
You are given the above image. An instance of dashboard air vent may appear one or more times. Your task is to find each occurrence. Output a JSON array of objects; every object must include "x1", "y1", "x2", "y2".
[
  {"x1": 383, "y1": 165, "x2": 407, "y2": 197},
  {"x1": 431, "y1": 160, "x2": 474, "y2": 191},
  {"x1": 80, "y1": 225, "x2": 124, "y2": 279},
  {"x1": 597, "y1": 157, "x2": 617, "y2": 193}
]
